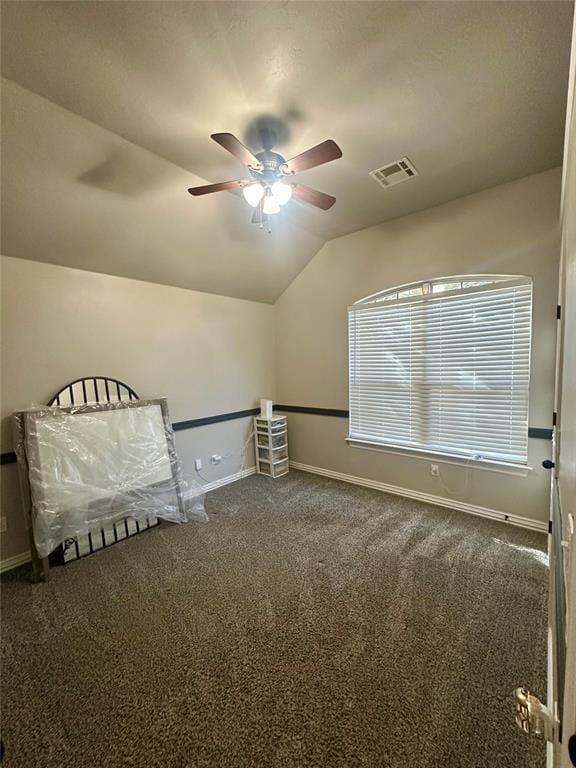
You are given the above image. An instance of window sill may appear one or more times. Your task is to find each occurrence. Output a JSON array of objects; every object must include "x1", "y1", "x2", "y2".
[{"x1": 346, "y1": 437, "x2": 532, "y2": 477}]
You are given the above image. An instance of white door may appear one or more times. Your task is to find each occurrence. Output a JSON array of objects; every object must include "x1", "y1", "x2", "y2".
[
  {"x1": 552, "y1": 15, "x2": 576, "y2": 765},
  {"x1": 545, "y1": 453, "x2": 575, "y2": 768},
  {"x1": 528, "y1": 15, "x2": 576, "y2": 768},
  {"x1": 519, "y1": 14, "x2": 576, "y2": 765}
]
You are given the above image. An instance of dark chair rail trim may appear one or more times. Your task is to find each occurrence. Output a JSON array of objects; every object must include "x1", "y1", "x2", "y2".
[
  {"x1": 274, "y1": 404, "x2": 350, "y2": 418},
  {"x1": 0, "y1": 406, "x2": 553, "y2": 466},
  {"x1": 528, "y1": 427, "x2": 553, "y2": 440},
  {"x1": 274, "y1": 404, "x2": 553, "y2": 441},
  {"x1": 172, "y1": 408, "x2": 260, "y2": 431}
]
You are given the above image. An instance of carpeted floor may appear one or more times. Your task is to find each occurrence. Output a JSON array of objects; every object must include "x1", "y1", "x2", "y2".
[{"x1": 1, "y1": 470, "x2": 548, "y2": 768}]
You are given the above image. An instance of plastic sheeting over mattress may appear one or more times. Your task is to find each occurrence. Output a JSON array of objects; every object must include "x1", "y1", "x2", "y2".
[{"x1": 13, "y1": 398, "x2": 206, "y2": 558}]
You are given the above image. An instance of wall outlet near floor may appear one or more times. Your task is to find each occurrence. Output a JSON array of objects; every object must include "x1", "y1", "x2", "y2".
[
  {"x1": 211, "y1": 454, "x2": 222, "y2": 465},
  {"x1": 430, "y1": 464, "x2": 440, "y2": 477},
  {"x1": 194, "y1": 458, "x2": 203, "y2": 471},
  {"x1": 0, "y1": 516, "x2": 6, "y2": 533}
]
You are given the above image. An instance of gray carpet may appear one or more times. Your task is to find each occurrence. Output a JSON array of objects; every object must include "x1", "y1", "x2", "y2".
[{"x1": 1, "y1": 470, "x2": 548, "y2": 768}]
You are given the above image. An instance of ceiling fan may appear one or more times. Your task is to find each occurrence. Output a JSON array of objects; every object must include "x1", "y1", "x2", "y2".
[{"x1": 187, "y1": 129, "x2": 342, "y2": 229}]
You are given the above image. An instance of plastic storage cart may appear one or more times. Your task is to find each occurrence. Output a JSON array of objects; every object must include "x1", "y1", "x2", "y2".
[{"x1": 254, "y1": 415, "x2": 289, "y2": 478}]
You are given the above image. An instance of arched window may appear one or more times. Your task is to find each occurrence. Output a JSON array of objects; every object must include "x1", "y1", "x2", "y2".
[{"x1": 348, "y1": 275, "x2": 533, "y2": 465}]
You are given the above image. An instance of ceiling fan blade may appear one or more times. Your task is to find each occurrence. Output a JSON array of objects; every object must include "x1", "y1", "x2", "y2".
[
  {"x1": 292, "y1": 184, "x2": 336, "y2": 210},
  {"x1": 251, "y1": 203, "x2": 268, "y2": 224},
  {"x1": 187, "y1": 179, "x2": 246, "y2": 196},
  {"x1": 211, "y1": 133, "x2": 261, "y2": 168},
  {"x1": 284, "y1": 140, "x2": 342, "y2": 174}
]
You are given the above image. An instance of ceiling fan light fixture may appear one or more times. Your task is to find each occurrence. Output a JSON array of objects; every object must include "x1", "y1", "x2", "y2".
[
  {"x1": 242, "y1": 183, "x2": 265, "y2": 207},
  {"x1": 262, "y1": 193, "x2": 281, "y2": 215},
  {"x1": 271, "y1": 181, "x2": 293, "y2": 206}
]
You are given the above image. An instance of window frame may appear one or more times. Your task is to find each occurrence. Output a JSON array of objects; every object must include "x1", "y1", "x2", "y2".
[{"x1": 347, "y1": 275, "x2": 533, "y2": 469}]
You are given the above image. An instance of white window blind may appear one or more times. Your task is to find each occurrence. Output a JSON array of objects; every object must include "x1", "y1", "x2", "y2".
[{"x1": 348, "y1": 277, "x2": 533, "y2": 465}]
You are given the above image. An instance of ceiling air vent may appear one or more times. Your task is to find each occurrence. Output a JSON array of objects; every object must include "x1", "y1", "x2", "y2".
[{"x1": 369, "y1": 157, "x2": 418, "y2": 189}]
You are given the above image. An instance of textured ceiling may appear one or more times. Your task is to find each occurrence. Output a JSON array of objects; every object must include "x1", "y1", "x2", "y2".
[{"x1": 1, "y1": 1, "x2": 573, "y2": 302}]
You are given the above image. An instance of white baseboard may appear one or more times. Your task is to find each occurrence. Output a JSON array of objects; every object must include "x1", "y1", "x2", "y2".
[
  {"x1": 0, "y1": 551, "x2": 31, "y2": 574},
  {"x1": 199, "y1": 466, "x2": 256, "y2": 492},
  {"x1": 1, "y1": 462, "x2": 544, "y2": 572},
  {"x1": 290, "y1": 461, "x2": 548, "y2": 533},
  {"x1": 0, "y1": 467, "x2": 257, "y2": 574}
]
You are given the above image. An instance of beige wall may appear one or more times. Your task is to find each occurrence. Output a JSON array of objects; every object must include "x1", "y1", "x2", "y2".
[
  {"x1": 0, "y1": 256, "x2": 275, "y2": 562},
  {"x1": 275, "y1": 168, "x2": 562, "y2": 525}
]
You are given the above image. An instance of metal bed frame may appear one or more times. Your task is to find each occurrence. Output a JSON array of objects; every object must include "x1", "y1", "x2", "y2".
[{"x1": 31, "y1": 376, "x2": 160, "y2": 580}]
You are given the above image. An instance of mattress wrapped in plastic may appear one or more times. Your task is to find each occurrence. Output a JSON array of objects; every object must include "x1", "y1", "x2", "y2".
[{"x1": 13, "y1": 398, "x2": 206, "y2": 558}]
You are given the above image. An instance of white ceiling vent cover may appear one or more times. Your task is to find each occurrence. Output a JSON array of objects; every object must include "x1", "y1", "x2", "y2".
[{"x1": 370, "y1": 157, "x2": 418, "y2": 188}]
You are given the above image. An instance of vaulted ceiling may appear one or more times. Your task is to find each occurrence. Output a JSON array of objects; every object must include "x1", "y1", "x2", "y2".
[{"x1": 1, "y1": 1, "x2": 573, "y2": 302}]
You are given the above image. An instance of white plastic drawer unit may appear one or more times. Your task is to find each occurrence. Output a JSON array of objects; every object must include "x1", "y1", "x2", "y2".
[
  {"x1": 254, "y1": 416, "x2": 289, "y2": 478},
  {"x1": 271, "y1": 458, "x2": 289, "y2": 478},
  {"x1": 256, "y1": 432, "x2": 287, "y2": 449},
  {"x1": 258, "y1": 445, "x2": 288, "y2": 462}
]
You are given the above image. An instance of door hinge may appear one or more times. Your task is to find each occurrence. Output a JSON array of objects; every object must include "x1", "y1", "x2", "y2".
[
  {"x1": 514, "y1": 687, "x2": 554, "y2": 741},
  {"x1": 557, "y1": 305, "x2": 562, "y2": 320}
]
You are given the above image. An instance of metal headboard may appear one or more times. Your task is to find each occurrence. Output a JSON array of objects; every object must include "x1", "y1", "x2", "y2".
[
  {"x1": 46, "y1": 376, "x2": 159, "y2": 568},
  {"x1": 48, "y1": 376, "x2": 139, "y2": 407}
]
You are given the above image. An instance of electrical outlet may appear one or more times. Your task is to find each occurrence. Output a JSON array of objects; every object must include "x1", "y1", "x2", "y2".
[
  {"x1": 194, "y1": 458, "x2": 202, "y2": 471},
  {"x1": 211, "y1": 454, "x2": 222, "y2": 465},
  {"x1": 430, "y1": 464, "x2": 439, "y2": 477},
  {"x1": 0, "y1": 517, "x2": 6, "y2": 533}
]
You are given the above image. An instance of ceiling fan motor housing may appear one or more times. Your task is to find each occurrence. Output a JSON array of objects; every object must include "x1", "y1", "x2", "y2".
[{"x1": 252, "y1": 151, "x2": 288, "y2": 181}]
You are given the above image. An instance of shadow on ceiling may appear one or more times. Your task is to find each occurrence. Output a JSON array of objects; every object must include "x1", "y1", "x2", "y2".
[
  {"x1": 243, "y1": 110, "x2": 304, "y2": 153},
  {"x1": 78, "y1": 149, "x2": 173, "y2": 196}
]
